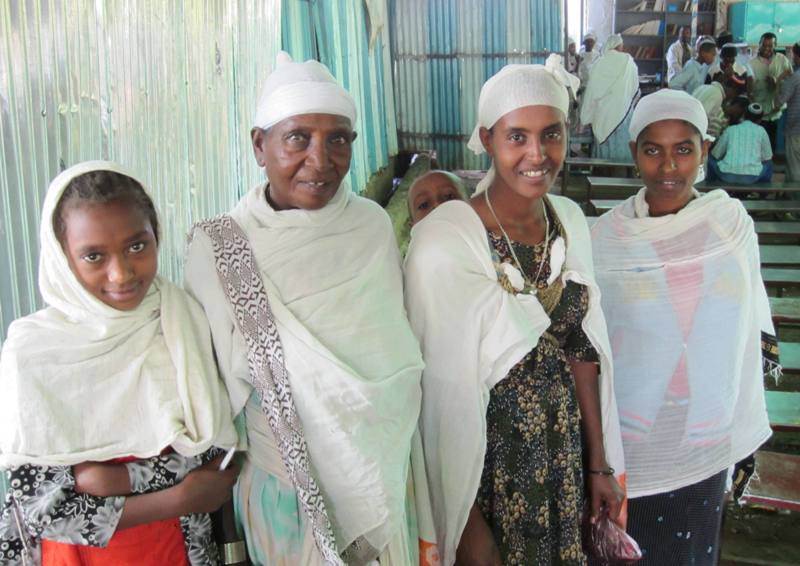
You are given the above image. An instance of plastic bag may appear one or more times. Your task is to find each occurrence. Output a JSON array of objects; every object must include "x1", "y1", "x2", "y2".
[{"x1": 582, "y1": 511, "x2": 642, "y2": 565}]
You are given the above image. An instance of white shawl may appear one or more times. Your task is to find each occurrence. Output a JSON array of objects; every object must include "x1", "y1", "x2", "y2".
[
  {"x1": 184, "y1": 182, "x2": 424, "y2": 554},
  {"x1": 580, "y1": 50, "x2": 640, "y2": 143},
  {"x1": 591, "y1": 188, "x2": 773, "y2": 498},
  {"x1": 404, "y1": 197, "x2": 625, "y2": 566},
  {"x1": 0, "y1": 161, "x2": 237, "y2": 467}
]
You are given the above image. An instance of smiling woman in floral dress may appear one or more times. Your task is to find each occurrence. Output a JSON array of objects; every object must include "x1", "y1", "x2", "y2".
[{"x1": 404, "y1": 57, "x2": 626, "y2": 566}]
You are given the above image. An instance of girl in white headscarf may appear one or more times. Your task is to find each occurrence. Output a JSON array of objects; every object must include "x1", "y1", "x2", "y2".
[
  {"x1": 184, "y1": 52, "x2": 432, "y2": 566},
  {"x1": 0, "y1": 161, "x2": 239, "y2": 566},
  {"x1": 404, "y1": 56, "x2": 626, "y2": 566},
  {"x1": 591, "y1": 89, "x2": 776, "y2": 565},
  {"x1": 580, "y1": 34, "x2": 640, "y2": 162}
]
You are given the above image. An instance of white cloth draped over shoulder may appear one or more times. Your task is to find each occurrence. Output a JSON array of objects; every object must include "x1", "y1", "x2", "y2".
[
  {"x1": 184, "y1": 181, "x2": 424, "y2": 556},
  {"x1": 580, "y1": 49, "x2": 640, "y2": 144},
  {"x1": 591, "y1": 188, "x2": 773, "y2": 498},
  {"x1": 0, "y1": 160, "x2": 237, "y2": 467},
  {"x1": 404, "y1": 197, "x2": 625, "y2": 566}
]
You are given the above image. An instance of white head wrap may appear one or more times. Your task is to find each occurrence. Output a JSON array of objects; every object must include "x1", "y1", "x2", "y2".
[
  {"x1": 254, "y1": 51, "x2": 357, "y2": 130},
  {"x1": 0, "y1": 161, "x2": 237, "y2": 466},
  {"x1": 467, "y1": 55, "x2": 579, "y2": 193},
  {"x1": 568, "y1": 36, "x2": 577, "y2": 46},
  {"x1": 629, "y1": 89, "x2": 713, "y2": 142},
  {"x1": 584, "y1": 31, "x2": 597, "y2": 42},
  {"x1": 603, "y1": 34, "x2": 624, "y2": 54}
]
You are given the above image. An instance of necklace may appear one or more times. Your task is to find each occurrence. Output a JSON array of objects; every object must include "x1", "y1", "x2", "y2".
[{"x1": 484, "y1": 188, "x2": 550, "y2": 293}]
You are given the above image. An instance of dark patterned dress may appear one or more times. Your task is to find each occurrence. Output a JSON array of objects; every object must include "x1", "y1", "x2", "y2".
[
  {"x1": 477, "y1": 210, "x2": 598, "y2": 566},
  {"x1": 0, "y1": 449, "x2": 223, "y2": 566}
]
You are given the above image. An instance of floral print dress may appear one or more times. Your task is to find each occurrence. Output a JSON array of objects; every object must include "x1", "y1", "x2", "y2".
[
  {"x1": 477, "y1": 211, "x2": 597, "y2": 566},
  {"x1": 0, "y1": 449, "x2": 222, "y2": 566}
]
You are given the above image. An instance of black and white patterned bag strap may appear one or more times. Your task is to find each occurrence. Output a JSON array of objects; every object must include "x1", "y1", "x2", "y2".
[{"x1": 191, "y1": 215, "x2": 343, "y2": 566}]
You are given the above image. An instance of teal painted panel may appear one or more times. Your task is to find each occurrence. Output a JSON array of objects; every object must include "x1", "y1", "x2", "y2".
[
  {"x1": 775, "y1": 3, "x2": 800, "y2": 46},
  {"x1": 729, "y1": 1, "x2": 800, "y2": 45}
]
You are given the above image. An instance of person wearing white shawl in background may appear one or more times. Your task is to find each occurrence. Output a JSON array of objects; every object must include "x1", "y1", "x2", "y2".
[
  {"x1": 580, "y1": 34, "x2": 640, "y2": 162},
  {"x1": 591, "y1": 89, "x2": 777, "y2": 566},
  {"x1": 0, "y1": 161, "x2": 239, "y2": 565},
  {"x1": 184, "y1": 52, "x2": 433, "y2": 566},
  {"x1": 404, "y1": 55, "x2": 626, "y2": 566}
]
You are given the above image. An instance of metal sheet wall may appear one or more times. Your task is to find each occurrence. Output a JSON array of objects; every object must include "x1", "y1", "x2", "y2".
[
  {"x1": 282, "y1": 0, "x2": 398, "y2": 193},
  {"x1": 391, "y1": 0, "x2": 563, "y2": 170},
  {"x1": 0, "y1": 1, "x2": 281, "y2": 341}
]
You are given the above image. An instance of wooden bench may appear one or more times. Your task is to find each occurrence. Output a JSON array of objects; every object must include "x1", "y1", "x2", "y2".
[
  {"x1": 769, "y1": 297, "x2": 800, "y2": 325},
  {"x1": 562, "y1": 160, "x2": 636, "y2": 197},
  {"x1": 739, "y1": 451, "x2": 800, "y2": 512},
  {"x1": 762, "y1": 269, "x2": 800, "y2": 293},
  {"x1": 778, "y1": 341, "x2": 800, "y2": 373},
  {"x1": 766, "y1": 391, "x2": 800, "y2": 433},
  {"x1": 759, "y1": 245, "x2": 800, "y2": 267}
]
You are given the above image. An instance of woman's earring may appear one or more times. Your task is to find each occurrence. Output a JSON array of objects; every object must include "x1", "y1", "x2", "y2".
[{"x1": 634, "y1": 166, "x2": 640, "y2": 178}]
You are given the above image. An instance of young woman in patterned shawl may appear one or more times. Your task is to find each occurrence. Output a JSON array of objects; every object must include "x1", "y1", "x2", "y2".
[
  {"x1": 591, "y1": 89, "x2": 777, "y2": 565},
  {"x1": 404, "y1": 56, "x2": 626, "y2": 566},
  {"x1": 184, "y1": 52, "x2": 435, "y2": 566},
  {"x1": 0, "y1": 161, "x2": 239, "y2": 565}
]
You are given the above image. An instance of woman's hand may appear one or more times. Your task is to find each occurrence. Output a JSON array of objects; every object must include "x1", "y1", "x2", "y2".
[
  {"x1": 73, "y1": 462, "x2": 131, "y2": 497},
  {"x1": 455, "y1": 504, "x2": 501, "y2": 566},
  {"x1": 176, "y1": 456, "x2": 239, "y2": 515},
  {"x1": 588, "y1": 473, "x2": 624, "y2": 523}
]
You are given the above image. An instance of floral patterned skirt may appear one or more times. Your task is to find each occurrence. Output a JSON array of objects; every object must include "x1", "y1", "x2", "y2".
[{"x1": 477, "y1": 336, "x2": 587, "y2": 566}]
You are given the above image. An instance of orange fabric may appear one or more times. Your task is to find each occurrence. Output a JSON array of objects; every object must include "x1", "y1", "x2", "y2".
[
  {"x1": 42, "y1": 518, "x2": 189, "y2": 566},
  {"x1": 419, "y1": 539, "x2": 441, "y2": 566}
]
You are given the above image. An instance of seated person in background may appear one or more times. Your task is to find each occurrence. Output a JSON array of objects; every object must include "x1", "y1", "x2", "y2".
[
  {"x1": 407, "y1": 170, "x2": 466, "y2": 224},
  {"x1": 708, "y1": 102, "x2": 773, "y2": 184},
  {"x1": 671, "y1": 38, "x2": 717, "y2": 94},
  {"x1": 708, "y1": 44, "x2": 753, "y2": 95}
]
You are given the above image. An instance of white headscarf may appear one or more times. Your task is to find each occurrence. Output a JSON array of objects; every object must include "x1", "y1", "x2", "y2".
[
  {"x1": 603, "y1": 33, "x2": 624, "y2": 54},
  {"x1": 629, "y1": 88, "x2": 714, "y2": 142},
  {"x1": 254, "y1": 51, "x2": 357, "y2": 130},
  {"x1": 0, "y1": 161, "x2": 237, "y2": 467},
  {"x1": 468, "y1": 54, "x2": 579, "y2": 193}
]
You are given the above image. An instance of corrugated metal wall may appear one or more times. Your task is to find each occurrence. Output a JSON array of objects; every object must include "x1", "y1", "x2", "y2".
[
  {"x1": 0, "y1": 0, "x2": 399, "y2": 342},
  {"x1": 0, "y1": 1, "x2": 281, "y2": 341},
  {"x1": 282, "y1": 0, "x2": 398, "y2": 192},
  {"x1": 391, "y1": 0, "x2": 563, "y2": 170}
]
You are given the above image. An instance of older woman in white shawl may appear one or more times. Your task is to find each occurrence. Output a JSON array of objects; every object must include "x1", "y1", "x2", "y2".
[
  {"x1": 405, "y1": 56, "x2": 626, "y2": 566},
  {"x1": 580, "y1": 34, "x2": 640, "y2": 162},
  {"x1": 184, "y1": 52, "x2": 431, "y2": 566},
  {"x1": 591, "y1": 89, "x2": 776, "y2": 565}
]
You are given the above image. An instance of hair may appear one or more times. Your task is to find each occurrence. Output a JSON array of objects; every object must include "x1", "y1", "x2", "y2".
[
  {"x1": 793, "y1": 42, "x2": 800, "y2": 58},
  {"x1": 53, "y1": 170, "x2": 160, "y2": 244},
  {"x1": 720, "y1": 45, "x2": 737, "y2": 59},
  {"x1": 716, "y1": 32, "x2": 733, "y2": 49},
  {"x1": 698, "y1": 41, "x2": 717, "y2": 54},
  {"x1": 760, "y1": 32, "x2": 777, "y2": 44}
]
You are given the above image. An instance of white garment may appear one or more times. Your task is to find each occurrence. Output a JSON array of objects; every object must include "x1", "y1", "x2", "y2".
[
  {"x1": 254, "y1": 51, "x2": 357, "y2": 130},
  {"x1": 581, "y1": 50, "x2": 640, "y2": 144},
  {"x1": 184, "y1": 181, "x2": 424, "y2": 554},
  {"x1": 591, "y1": 189, "x2": 773, "y2": 498},
  {"x1": 0, "y1": 160, "x2": 237, "y2": 467},
  {"x1": 666, "y1": 40, "x2": 693, "y2": 82},
  {"x1": 404, "y1": 197, "x2": 625, "y2": 566},
  {"x1": 692, "y1": 82, "x2": 726, "y2": 138},
  {"x1": 578, "y1": 48, "x2": 599, "y2": 86}
]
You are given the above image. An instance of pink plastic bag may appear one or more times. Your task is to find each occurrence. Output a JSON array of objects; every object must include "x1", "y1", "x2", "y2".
[{"x1": 582, "y1": 512, "x2": 643, "y2": 565}]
